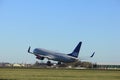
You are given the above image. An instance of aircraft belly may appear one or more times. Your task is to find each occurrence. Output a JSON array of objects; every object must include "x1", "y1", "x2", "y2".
[{"x1": 53, "y1": 55, "x2": 76, "y2": 63}]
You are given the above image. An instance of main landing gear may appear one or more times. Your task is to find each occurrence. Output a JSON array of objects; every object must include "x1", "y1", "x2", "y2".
[
  {"x1": 57, "y1": 62, "x2": 62, "y2": 65},
  {"x1": 46, "y1": 61, "x2": 62, "y2": 66},
  {"x1": 47, "y1": 61, "x2": 52, "y2": 66}
]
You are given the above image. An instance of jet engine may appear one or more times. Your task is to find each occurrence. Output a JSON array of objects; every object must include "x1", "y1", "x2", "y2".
[{"x1": 36, "y1": 55, "x2": 44, "y2": 60}]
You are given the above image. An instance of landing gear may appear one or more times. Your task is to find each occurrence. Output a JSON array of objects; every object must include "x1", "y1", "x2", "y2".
[
  {"x1": 57, "y1": 62, "x2": 67, "y2": 67},
  {"x1": 57, "y1": 62, "x2": 62, "y2": 65},
  {"x1": 47, "y1": 61, "x2": 52, "y2": 66}
]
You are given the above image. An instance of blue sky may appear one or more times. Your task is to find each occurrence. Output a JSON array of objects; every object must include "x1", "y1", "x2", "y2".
[{"x1": 0, "y1": 0, "x2": 120, "y2": 64}]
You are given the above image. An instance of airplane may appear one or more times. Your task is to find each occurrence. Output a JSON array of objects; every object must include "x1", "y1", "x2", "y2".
[{"x1": 28, "y1": 42, "x2": 95, "y2": 65}]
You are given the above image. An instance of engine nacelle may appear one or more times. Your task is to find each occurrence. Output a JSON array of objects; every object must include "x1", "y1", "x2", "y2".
[{"x1": 36, "y1": 56, "x2": 44, "y2": 60}]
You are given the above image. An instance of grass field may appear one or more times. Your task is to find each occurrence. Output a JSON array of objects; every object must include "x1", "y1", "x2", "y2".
[{"x1": 0, "y1": 68, "x2": 120, "y2": 80}]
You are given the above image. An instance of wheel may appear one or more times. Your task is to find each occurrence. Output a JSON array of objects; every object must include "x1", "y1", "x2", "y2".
[
  {"x1": 47, "y1": 61, "x2": 52, "y2": 66},
  {"x1": 57, "y1": 62, "x2": 61, "y2": 65}
]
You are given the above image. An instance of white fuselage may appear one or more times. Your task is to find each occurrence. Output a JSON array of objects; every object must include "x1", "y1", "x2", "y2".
[{"x1": 33, "y1": 48, "x2": 79, "y2": 63}]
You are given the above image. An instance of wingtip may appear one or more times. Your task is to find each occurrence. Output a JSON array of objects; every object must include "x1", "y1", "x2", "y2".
[
  {"x1": 28, "y1": 46, "x2": 31, "y2": 53},
  {"x1": 80, "y1": 41, "x2": 82, "y2": 44},
  {"x1": 90, "y1": 52, "x2": 95, "y2": 58}
]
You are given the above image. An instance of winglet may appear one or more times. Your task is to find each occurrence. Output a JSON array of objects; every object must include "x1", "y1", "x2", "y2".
[
  {"x1": 90, "y1": 52, "x2": 95, "y2": 57},
  {"x1": 28, "y1": 46, "x2": 33, "y2": 54}
]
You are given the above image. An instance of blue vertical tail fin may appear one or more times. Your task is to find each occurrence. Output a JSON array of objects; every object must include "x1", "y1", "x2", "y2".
[{"x1": 68, "y1": 42, "x2": 82, "y2": 58}]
